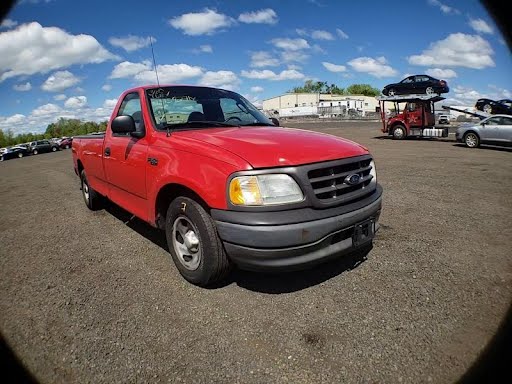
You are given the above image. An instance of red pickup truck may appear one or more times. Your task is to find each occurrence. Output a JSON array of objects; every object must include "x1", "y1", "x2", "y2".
[{"x1": 72, "y1": 85, "x2": 382, "y2": 286}]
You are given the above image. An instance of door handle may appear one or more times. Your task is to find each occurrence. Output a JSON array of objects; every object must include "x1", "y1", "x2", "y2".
[{"x1": 104, "y1": 147, "x2": 111, "y2": 157}]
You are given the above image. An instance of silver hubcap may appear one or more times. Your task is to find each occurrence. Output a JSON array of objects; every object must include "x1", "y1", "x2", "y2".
[
  {"x1": 18, "y1": 153, "x2": 22, "y2": 157},
  {"x1": 483, "y1": 104, "x2": 492, "y2": 113},
  {"x1": 426, "y1": 87, "x2": 434, "y2": 95},
  {"x1": 389, "y1": 89, "x2": 395, "y2": 96},
  {"x1": 466, "y1": 134, "x2": 477, "y2": 147},
  {"x1": 82, "y1": 179, "x2": 90, "y2": 202},
  {"x1": 172, "y1": 216, "x2": 201, "y2": 270},
  {"x1": 394, "y1": 128, "x2": 404, "y2": 139}
]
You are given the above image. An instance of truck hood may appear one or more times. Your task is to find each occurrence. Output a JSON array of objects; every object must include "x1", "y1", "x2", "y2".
[{"x1": 176, "y1": 126, "x2": 368, "y2": 168}]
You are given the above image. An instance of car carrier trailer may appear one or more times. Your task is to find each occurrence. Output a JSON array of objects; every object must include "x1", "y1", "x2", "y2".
[{"x1": 377, "y1": 94, "x2": 448, "y2": 140}]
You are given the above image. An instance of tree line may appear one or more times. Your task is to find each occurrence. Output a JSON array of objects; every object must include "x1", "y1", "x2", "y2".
[
  {"x1": 290, "y1": 81, "x2": 381, "y2": 97},
  {"x1": 0, "y1": 118, "x2": 108, "y2": 148}
]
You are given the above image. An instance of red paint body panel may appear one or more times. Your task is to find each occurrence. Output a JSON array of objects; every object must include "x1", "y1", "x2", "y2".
[{"x1": 72, "y1": 86, "x2": 371, "y2": 227}]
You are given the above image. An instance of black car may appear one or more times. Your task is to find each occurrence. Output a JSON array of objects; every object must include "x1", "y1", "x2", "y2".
[
  {"x1": 475, "y1": 98, "x2": 512, "y2": 115},
  {"x1": 382, "y1": 75, "x2": 449, "y2": 96},
  {"x1": 28, "y1": 140, "x2": 59, "y2": 155},
  {"x1": 0, "y1": 147, "x2": 28, "y2": 161}
]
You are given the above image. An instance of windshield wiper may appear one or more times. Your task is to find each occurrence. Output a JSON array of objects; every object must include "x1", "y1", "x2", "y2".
[
  {"x1": 162, "y1": 121, "x2": 239, "y2": 132},
  {"x1": 241, "y1": 122, "x2": 273, "y2": 126}
]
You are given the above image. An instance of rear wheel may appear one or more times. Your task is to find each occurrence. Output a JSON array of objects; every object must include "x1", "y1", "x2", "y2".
[
  {"x1": 80, "y1": 170, "x2": 102, "y2": 210},
  {"x1": 392, "y1": 125, "x2": 406, "y2": 140},
  {"x1": 51, "y1": 146, "x2": 57, "y2": 152},
  {"x1": 425, "y1": 86, "x2": 434, "y2": 95},
  {"x1": 18, "y1": 152, "x2": 23, "y2": 158},
  {"x1": 33, "y1": 149, "x2": 38, "y2": 155},
  {"x1": 165, "y1": 196, "x2": 231, "y2": 286},
  {"x1": 388, "y1": 88, "x2": 396, "y2": 96},
  {"x1": 65, "y1": 144, "x2": 70, "y2": 149},
  {"x1": 482, "y1": 104, "x2": 492, "y2": 114},
  {"x1": 464, "y1": 132, "x2": 480, "y2": 148}
]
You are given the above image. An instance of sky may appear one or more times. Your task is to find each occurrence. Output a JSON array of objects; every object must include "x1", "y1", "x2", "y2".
[{"x1": 0, "y1": 0, "x2": 510, "y2": 134}]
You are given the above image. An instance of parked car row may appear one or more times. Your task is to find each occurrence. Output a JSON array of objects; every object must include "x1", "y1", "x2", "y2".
[{"x1": 0, "y1": 137, "x2": 73, "y2": 162}]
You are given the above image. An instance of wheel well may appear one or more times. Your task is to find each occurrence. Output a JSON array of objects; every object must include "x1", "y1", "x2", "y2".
[
  {"x1": 464, "y1": 130, "x2": 480, "y2": 138},
  {"x1": 155, "y1": 184, "x2": 209, "y2": 229},
  {"x1": 77, "y1": 160, "x2": 84, "y2": 174},
  {"x1": 389, "y1": 123, "x2": 405, "y2": 134}
]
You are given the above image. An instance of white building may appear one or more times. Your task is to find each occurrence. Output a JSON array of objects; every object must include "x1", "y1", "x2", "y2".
[{"x1": 263, "y1": 93, "x2": 381, "y2": 118}]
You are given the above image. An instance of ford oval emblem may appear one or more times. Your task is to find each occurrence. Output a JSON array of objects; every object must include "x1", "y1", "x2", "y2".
[{"x1": 344, "y1": 174, "x2": 361, "y2": 185}]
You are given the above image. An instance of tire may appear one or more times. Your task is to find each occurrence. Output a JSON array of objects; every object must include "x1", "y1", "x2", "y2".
[
  {"x1": 65, "y1": 145, "x2": 70, "y2": 149},
  {"x1": 18, "y1": 152, "x2": 23, "y2": 158},
  {"x1": 165, "y1": 197, "x2": 231, "y2": 286},
  {"x1": 392, "y1": 125, "x2": 406, "y2": 140},
  {"x1": 425, "y1": 86, "x2": 434, "y2": 95},
  {"x1": 51, "y1": 146, "x2": 57, "y2": 152},
  {"x1": 464, "y1": 132, "x2": 480, "y2": 148},
  {"x1": 80, "y1": 170, "x2": 102, "y2": 210},
  {"x1": 0, "y1": 156, "x2": 3, "y2": 162},
  {"x1": 482, "y1": 104, "x2": 492, "y2": 114},
  {"x1": 388, "y1": 88, "x2": 396, "y2": 96},
  {"x1": 33, "y1": 149, "x2": 38, "y2": 155}
]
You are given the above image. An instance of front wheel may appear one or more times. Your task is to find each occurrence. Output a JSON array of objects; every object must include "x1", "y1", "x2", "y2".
[
  {"x1": 388, "y1": 88, "x2": 396, "y2": 96},
  {"x1": 392, "y1": 125, "x2": 406, "y2": 140},
  {"x1": 425, "y1": 87, "x2": 434, "y2": 95},
  {"x1": 80, "y1": 170, "x2": 102, "y2": 210},
  {"x1": 65, "y1": 145, "x2": 70, "y2": 149},
  {"x1": 165, "y1": 197, "x2": 231, "y2": 286},
  {"x1": 464, "y1": 132, "x2": 480, "y2": 148},
  {"x1": 32, "y1": 149, "x2": 38, "y2": 155},
  {"x1": 482, "y1": 104, "x2": 492, "y2": 114},
  {"x1": 18, "y1": 152, "x2": 23, "y2": 158},
  {"x1": 51, "y1": 146, "x2": 57, "y2": 152}
]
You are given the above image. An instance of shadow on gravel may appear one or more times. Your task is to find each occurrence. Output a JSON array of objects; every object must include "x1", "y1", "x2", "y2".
[
  {"x1": 452, "y1": 143, "x2": 512, "y2": 152},
  {"x1": 225, "y1": 245, "x2": 371, "y2": 294},
  {"x1": 0, "y1": 334, "x2": 37, "y2": 383},
  {"x1": 104, "y1": 201, "x2": 168, "y2": 252},
  {"x1": 102, "y1": 200, "x2": 371, "y2": 293}
]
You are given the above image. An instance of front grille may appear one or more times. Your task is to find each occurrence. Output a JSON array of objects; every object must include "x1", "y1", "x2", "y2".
[{"x1": 307, "y1": 157, "x2": 374, "y2": 204}]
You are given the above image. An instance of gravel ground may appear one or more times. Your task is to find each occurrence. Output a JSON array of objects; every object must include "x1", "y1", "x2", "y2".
[{"x1": 1, "y1": 121, "x2": 511, "y2": 383}]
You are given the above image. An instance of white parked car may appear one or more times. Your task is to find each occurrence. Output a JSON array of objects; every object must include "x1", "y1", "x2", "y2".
[{"x1": 455, "y1": 115, "x2": 512, "y2": 148}]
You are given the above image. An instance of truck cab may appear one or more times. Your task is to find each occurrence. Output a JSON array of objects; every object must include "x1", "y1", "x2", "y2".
[{"x1": 378, "y1": 95, "x2": 448, "y2": 140}]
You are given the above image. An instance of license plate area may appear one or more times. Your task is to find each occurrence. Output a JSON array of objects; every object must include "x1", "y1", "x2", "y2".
[{"x1": 352, "y1": 219, "x2": 375, "y2": 246}]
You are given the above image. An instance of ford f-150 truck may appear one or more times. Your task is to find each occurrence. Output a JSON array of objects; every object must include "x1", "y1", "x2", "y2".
[{"x1": 72, "y1": 85, "x2": 382, "y2": 286}]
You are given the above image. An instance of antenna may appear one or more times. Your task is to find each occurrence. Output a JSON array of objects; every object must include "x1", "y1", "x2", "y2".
[{"x1": 150, "y1": 36, "x2": 160, "y2": 86}]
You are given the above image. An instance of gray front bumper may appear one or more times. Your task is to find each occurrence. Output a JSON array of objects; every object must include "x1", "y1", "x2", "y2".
[{"x1": 212, "y1": 188, "x2": 382, "y2": 271}]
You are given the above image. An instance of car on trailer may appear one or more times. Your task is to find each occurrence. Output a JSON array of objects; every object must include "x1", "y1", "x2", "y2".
[{"x1": 377, "y1": 94, "x2": 448, "y2": 140}]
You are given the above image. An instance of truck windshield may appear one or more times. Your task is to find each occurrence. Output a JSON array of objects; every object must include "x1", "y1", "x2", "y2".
[{"x1": 145, "y1": 86, "x2": 274, "y2": 130}]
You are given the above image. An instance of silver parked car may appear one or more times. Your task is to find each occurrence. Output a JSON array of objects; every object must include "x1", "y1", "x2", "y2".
[{"x1": 456, "y1": 115, "x2": 512, "y2": 148}]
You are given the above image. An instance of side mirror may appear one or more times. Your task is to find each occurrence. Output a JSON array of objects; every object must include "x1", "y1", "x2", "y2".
[
  {"x1": 111, "y1": 115, "x2": 136, "y2": 134},
  {"x1": 270, "y1": 117, "x2": 280, "y2": 126},
  {"x1": 481, "y1": 122, "x2": 486, "y2": 126}
]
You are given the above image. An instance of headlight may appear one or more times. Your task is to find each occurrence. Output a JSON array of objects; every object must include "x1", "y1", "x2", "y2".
[
  {"x1": 369, "y1": 160, "x2": 377, "y2": 185},
  {"x1": 229, "y1": 174, "x2": 304, "y2": 206}
]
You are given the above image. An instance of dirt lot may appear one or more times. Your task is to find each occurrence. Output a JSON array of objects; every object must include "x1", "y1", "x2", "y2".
[{"x1": 1, "y1": 121, "x2": 511, "y2": 383}]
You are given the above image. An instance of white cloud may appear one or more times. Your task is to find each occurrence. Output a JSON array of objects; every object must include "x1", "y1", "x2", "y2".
[
  {"x1": 102, "y1": 84, "x2": 112, "y2": 92},
  {"x1": 408, "y1": 33, "x2": 494, "y2": 69},
  {"x1": 425, "y1": 68, "x2": 457, "y2": 79},
  {"x1": 54, "y1": 94, "x2": 66, "y2": 101},
  {"x1": 110, "y1": 60, "x2": 152, "y2": 79},
  {"x1": 336, "y1": 28, "x2": 349, "y2": 39},
  {"x1": 41, "y1": 70, "x2": 81, "y2": 92},
  {"x1": 311, "y1": 30, "x2": 334, "y2": 40},
  {"x1": 270, "y1": 38, "x2": 309, "y2": 51},
  {"x1": 31, "y1": 103, "x2": 61, "y2": 117},
  {"x1": 347, "y1": 56, "x2": 398, "y2": 78},
  {"x1": 296, "y1": 28, "x2": 308, "y2": 37},
  {"x1": 250, "y1": 86, "x2": 264, "y2": 93},
  {"x1": 169, "y1": 9, "x2": 233, "y2": 36},
  {"x1": 199, "y1": 70, "x2": 240, "y2": 90},
  {"x1": 103, "y1": 98, "x2": 118, "y2": 108},
  {"x1": 250, "y1": 51, "x2": 280, "y2": 67},
  {"x1": 13, "y1": 82, "x2": 32, "y2": 91},
  {"x1": 427, "y1": 0, "x2": 460, "y2": 15},
  {"x1": 1, "y1": 19, "x2": 18, "y2": 28},
  {"x1": 322, "y1": 62, "x2": 346, "y2": 72},
  {"x1": 200, "y1": 45, "x2": 213, "y2": 53},
  {"x1": 287, "y1": 64, "x2": 302, "y2": 70},
  {"x1": 468, "y1": 18, "x2": 493, "y2": 34},
  {"x1": 241, "y1": 69, "x2": 305, "y2": 81},
  {"x1": 238, "y1": 9, "x2": 278, "y2": 24},
  {"x1": 64, "y1": 96, "x2": 87, "y2": 109},
  {"x1": 110, "y1": 61, "x2": 203, "y2": 83},
  {"x1": 0, "y1": 22, "x2": 118, "y2": 82},
  {"x1": 280, "y1": 50, "x2": 309, "y2": 63},
  {"x1": 108, "y1": 35, "x2": 155, "y2": 52}
]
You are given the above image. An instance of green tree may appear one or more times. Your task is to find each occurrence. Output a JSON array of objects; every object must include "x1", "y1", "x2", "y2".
[{"x1": 345, "y1": 84, "x2": 381, "y2": 97}]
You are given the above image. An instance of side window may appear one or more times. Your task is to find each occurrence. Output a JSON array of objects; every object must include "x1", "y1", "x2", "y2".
[
  {"x1": 401, "y1": 77, "x2": 413, "y2": 84},
  {"x1": 117, "y1": 92, "x2": 142, "y2": 135},
  {"x1": 486, "y1": 117, "x2": 500, "y2": 125},
  {"x1": 501, "y1": 117, "x2": 512, "y2": 125}
]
